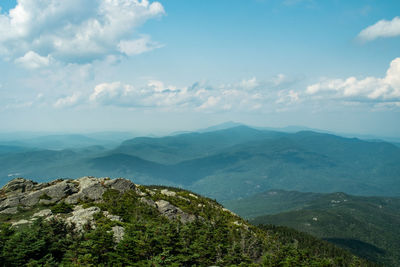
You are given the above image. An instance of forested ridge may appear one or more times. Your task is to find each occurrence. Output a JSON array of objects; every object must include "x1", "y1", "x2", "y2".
[{"x1": 0, "y1": 177, "x2": 373, "y2": 266}]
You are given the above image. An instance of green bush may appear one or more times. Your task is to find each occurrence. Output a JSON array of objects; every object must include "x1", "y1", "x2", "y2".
[
  {"x1": 50, "y1": 202, "x2": 73, "y2": 214},
  {"x1": 38, "y1": 193, "x2": 52, "y2": 200}
]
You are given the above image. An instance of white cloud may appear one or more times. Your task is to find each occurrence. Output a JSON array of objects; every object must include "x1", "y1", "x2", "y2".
[
  {"x1": 14, "y1": 50, "x2": 51, "y2": 69},
  {"x1": 118, "y1": 35, "x2": 163, "y2": 56},
  {"x1": 0, "y1": 0, "x2": 164, "y2": 63},
  {"x1": 239, "y1": 77, "x2": 258, "y2": 90},
  {"x1": 54, "y1": 92, "x2": 82, "y2": 108},
  {"x1": 89, "y1": 76, "x2": 300, "y2": 112},
  {"x1": 90, "y1": 82, "x2": 132, "y2": 106},
  {"x1": 90, "y1": 81, "x2": 195, "y2": 108},
  {"x1": 198, "y1": 96, "x2": 221, "y2": 110},
  {"x1": 23, "y1": 61, "x2": 94, "y2": 96},
  {"x1": 3, "y1": 71, "x2": 304, "y2": 112},
  {"x1": 306, "y1": 57, "x2": 400, "y2": 102},
  {"x1": 358, "y1": 17, "x2": 400, "y2": 42},
  {"x1": 272, "y1": 74, "x2": 288, "y2": 86},
  {"x1": 276, "y1": 89, "x2": 299, "y2": 104}
]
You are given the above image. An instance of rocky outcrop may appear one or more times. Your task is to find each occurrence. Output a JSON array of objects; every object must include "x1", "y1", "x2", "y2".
[
  {"x1": 140, "y1": 197, "x2": 157, "y2": 208},
  {"x1": 1, "y1": 178, "x2": 37, "y2": 194},
  {"x1": 33, "y1": 209, "x2": 52, "y2": 218},
  {"x1": 161, "y1": 189, "x2": 176, "y2": 197},
  {"x1": 0, "y1": 196, "x2": 21, "y2": 213},
  {"x1": 155, "y1": 199, "x2": 196, "y2": 224},
  {"x1": 65, "y1": 177, "x2": 106, "y2": 204},
  {"x1": 1, "y1": 176, "x2": 201, "y2": 235},
  {"x1": 105, "y1": 178, "x2": 136, "y2": 193},
  {"x1": 0, "y1": 177, "x2": 137, "y2": 212},
  {"x1": 0, "y1": 175, "x2": 230, "y2": 254},
  {"x1": 0, "y1": 207, "x2": 18, "y2": 214},
  {"x1": 21, "y1": 180, "x2": 79, "y2": 207},
  {"x1": 0, "y1": 175, "x2": 234, "y2": 257},
  {"x1": 12, "y1": 219, "x2": 30, "y2": 227},
  {"x1": 45, "y1": 180, "x2": 78, "y2": 201},
  {"x1": 65, "y1": 205, "x2": 101, "y2": 231},
  {"x1": 0, "y1": 179, "x2": 79, "y2": 212}
]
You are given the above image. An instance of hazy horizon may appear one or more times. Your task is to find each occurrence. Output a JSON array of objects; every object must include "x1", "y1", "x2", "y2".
[{"x1": 1, "y1": 121, "x2": 400, "y2": 144}]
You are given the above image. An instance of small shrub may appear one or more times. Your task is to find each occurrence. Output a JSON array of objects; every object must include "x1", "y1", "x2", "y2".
[
  {"x1": 50, "y1": 202, "x2": 73, "y2": 214},
  {"x1": 39, "y1": 193, "x2": 52, "y2": 200}
]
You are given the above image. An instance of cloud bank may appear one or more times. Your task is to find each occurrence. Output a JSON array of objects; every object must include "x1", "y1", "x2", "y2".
[
  {"x1": 86, "y1": 58, "x2": 400, "y2": 113},
  {"x1": 0, "y1": 0, "x2": 164, "y2": 64},
  {"x1": 306, "y1": 58, "x2": 400, "y2": 104},
  {"x1": 20, "y1": 56, "x2": 400, "y2": 113},
  {"x1": 358, "y1": 17, "x2": 400, "y2": 42},
  {"x1": 88, "y1": 77, "x2": 296, "y2": 112}
]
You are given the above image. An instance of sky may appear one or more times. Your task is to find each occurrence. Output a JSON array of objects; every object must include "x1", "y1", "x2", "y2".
[{"x1": 0, "y1": 0, "x2": 399, "y2": 136}]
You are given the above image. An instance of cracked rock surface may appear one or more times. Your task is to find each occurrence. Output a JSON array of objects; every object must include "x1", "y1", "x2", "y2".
[
  {"x1": 0, "y1": 176, "x2": 136, "y2": 212},
  {"x1": 1, "y1": 176, "x2": 203, "y2": 242}
]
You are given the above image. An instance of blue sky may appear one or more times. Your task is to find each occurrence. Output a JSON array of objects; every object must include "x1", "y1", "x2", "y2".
[{"x1": 0, "y1": 0, "x2": 399, "y2": 136}]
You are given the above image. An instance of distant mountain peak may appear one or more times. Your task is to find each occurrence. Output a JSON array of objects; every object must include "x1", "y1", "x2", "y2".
[{"x1": 197, "y1": 121, "x2": 244, "y2": 132}]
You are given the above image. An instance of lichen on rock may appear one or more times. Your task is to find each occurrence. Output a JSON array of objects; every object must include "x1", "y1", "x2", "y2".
[
  {"x1": 65, "y1": 205, "x2": 101, "y2": 231},
  {"x1": 155, "y1": 199, "x2": 196, "y2": 224}
]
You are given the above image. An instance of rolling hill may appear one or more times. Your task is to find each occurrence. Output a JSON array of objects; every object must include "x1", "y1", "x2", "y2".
[
  {"x1": 0, "y1": 132, "x2": 136, "y2": 150},
  {"x1": 223, "y1": 190, "x2": 323, "y2": 219},
  {"x1": 114, "y1": 126, "x2": 281, "y2": 164},
  {"x1": 226, "y1": 190, "x2": 400, "y2": 266},
  {"x1": 0, "y1": 126, "x2": 399, "y2": 201}
]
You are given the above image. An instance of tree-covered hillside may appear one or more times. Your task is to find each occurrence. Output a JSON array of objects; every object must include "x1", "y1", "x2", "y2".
[
  {"x1": 0, "y1": 177, "x2": 371, "y2": 266},
  {"x1": 230, "y1": 190, "x2": 400, "y2": 266},
  {"x1": 223, "y1": 190, "x2": 323, "y2": 219}
]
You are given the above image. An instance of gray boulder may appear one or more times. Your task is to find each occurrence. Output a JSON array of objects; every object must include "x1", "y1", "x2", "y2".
[
  {"x1": 0, "y1": 194, "x2": 22, "y2": 211},
  {"x1": 11, "y1": 219, "x2": 30, "y2": 227},
  {"x1": 1, "y1": 178, "x2": 37, "y2": 194},
  {"x1": 140, "y1": 197, "x2": 157, "y2": 208},
  {"x1": 1, "y1": 179, "x2": 79, "y2": 209},
  {"x1": 65, "y1": 205, "x2": 101, "y2": 231},
  {"x1": 33, "y1": 209, "x2": 52, "y2": 218},
  {"x1": 104, "y1": 178, "x2": 136, "y2": 193},
  {"x1": 0, "y1": 207, "x2": 18, "y2": 214},
  {"x1": 155, "y1": 200, "x2": 196, "y2": 224},
  {"x1": 65, "y1": 177, "x2": 106, "y2": 204},
  {"x1": 45, "y1": 180, "x2": 78, "y2": 201},
  {"x1": 161, "y1": 189, "x2": 176, "y2": 197},
  {"x1": 19, "y1": 191, "x2": 44, "y2": 207},
  {"x1": 20, "y1": 179, "x2": 78, "y2": 207}
]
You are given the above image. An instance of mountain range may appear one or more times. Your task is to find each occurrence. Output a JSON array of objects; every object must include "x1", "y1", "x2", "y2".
[{"x1": 0, "y1": 125, "x2": 399, "y2": 202}]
